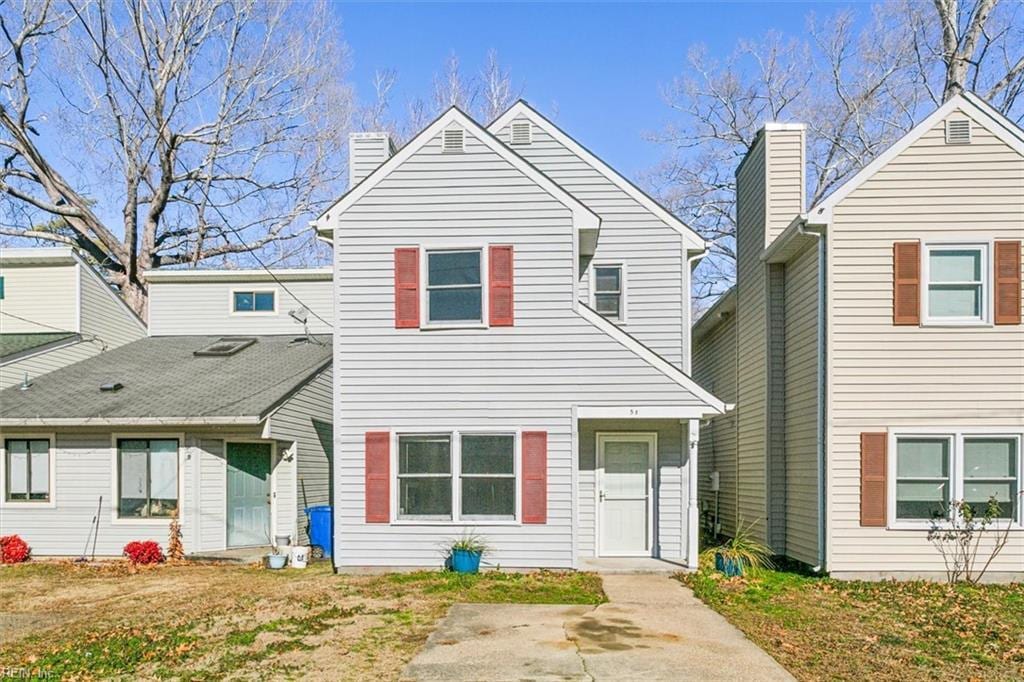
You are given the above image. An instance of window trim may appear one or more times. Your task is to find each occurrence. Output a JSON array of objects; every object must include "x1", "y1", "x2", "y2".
[
  {"x1": 229, "y1": 288, "x2": 278, "y2": 316},
  {"x1": 390, "y1": 429, "x2": 521, "y2": 526},
  {"x1": 921, "y1": 240, "x2": 991, "y2": 326},
  {"x1": 420, "y1": 245, "x2": 490, "y2": 330},
  {"x1": 887, "y1": 428, "x2": 1023, "y2": 530},
  {"x1": 110, "y1": 433, "x2": 184, "y2": 524},
  {"x1": 1, "y1": 434, "x2": 56, "y2": 508},
  {"x1": 589, "y1": 262, "x2": 627, "y2": 323}
]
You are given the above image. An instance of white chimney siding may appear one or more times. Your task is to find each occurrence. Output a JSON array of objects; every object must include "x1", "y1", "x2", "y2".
[{"x1": 348, "y1": 132, "x2": 395, "y2": 189}]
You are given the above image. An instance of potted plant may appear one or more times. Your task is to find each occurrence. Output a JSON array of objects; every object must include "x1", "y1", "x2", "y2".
[
  {"x1": 710, "y1": 523, "x2": 773, "y2": 577},
  {"x1": 447, "y1": 534, "x2": 489, "y2": 574}
]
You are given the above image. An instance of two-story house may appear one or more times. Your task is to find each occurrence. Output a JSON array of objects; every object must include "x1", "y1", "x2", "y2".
[
  {"x1": 0, "y1": 267, "x2": 334, "y2": 557},
  {"x1": 694, "y1": 92, "x2": 1023, "y2": 580},
  {"x1": 0, "y1": 248, "x2": 146, "y2": 390},
  {"x1": 315, "y1": 104, "x2": 727, "y2": 570}
]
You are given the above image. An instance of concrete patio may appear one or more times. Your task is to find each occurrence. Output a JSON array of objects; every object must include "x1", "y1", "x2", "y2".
[{"x1": 401, "y1": 573, "x2": 794, "y2": 681}]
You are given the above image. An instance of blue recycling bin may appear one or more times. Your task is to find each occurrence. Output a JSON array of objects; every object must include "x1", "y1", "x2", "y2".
[{"x1": 305, "y1": 505, "x2": 333, "y2": 559}]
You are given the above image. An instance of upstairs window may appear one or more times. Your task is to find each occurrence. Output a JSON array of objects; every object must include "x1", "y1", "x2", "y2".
[
  {"x1": 233, "y1": 290, "x2": 276, "y2": 314},
  {"x1": 592, "y1": 264, "x2": 625, "y2": 321},
  {"x1": 924, "y1": 244, "x2": 987, "y2": 324},
  {"x1": 426, "y1": 250, "x2": 482, "y2": 324},
  {"x1": 5, "y1": 439, "x2": 51, "y2": 502}
]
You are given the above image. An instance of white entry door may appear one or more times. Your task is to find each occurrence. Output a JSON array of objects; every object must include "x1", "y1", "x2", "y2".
[{"x1": 597, "y1": 433, "x2": 655, "y2": 556}]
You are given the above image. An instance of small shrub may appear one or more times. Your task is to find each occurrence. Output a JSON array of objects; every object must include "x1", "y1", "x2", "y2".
[
  {"x1": 123, "y1": 540, "x2": 165, "y2": 565},
  {"x1": 0, "y1": 534, "x2": 31, "y2": 563}
]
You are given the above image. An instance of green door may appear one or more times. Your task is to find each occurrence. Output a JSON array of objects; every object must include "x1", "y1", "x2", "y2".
[{"x1": 227, "y1": 443, "x2": 272, "y2": 547}]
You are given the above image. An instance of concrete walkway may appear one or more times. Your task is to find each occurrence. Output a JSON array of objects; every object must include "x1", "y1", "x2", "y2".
[{"x1": 402, "y1": 573, "x2": 793, "y2": 681}]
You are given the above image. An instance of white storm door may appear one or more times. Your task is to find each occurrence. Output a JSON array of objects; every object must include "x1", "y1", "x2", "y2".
[{"x1": 597, "y1": 434, "x2": 655, "y2": 557}]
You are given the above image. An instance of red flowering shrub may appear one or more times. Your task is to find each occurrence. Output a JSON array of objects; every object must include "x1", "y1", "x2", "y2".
[
  {"x1": 123, "y1": 540, "x2": 165, "y2": 565},
  {"x1": 0, "y1": 534, "x2": 31, "y2": 563}
]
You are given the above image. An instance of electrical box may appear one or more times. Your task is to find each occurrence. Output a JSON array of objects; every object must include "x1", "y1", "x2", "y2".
[{"x1": 709, "y1": 471, "x2": 720, "y2": 492}]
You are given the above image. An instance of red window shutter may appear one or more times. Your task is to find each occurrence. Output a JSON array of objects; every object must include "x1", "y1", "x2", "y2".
[
  {"x1": 394, "y1": 248, "x2": 420, "y2": 328},
  {"x1": 489, "y1": 245, "x2": 514, "y2": 326},
  {"x1": 994, "y1": 240, "x2": 1021, "y2": 325},
  {"x1": 893, "y1": 241, "x2": 920, "y2": 325},
  {"x1": 365, "y1": 431, "x2": 390, "y2": 523},
  {"x1": 860, "y1": 432, "x2": 887, "y2": 527},
  {"x1": 521, "y1": 431, "x2": 547, "y2": 524}
]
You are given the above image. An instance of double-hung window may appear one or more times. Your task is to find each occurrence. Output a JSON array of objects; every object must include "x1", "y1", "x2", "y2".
[
  {"x1": 924, "y1": 244, "x2": 988, "y2": 323},
  {"x1": 232, "y1": 290, "x2": 275, "y2": 313},
  {"x1": 426, "y1": 250, "x2": 483, "y2": 324},
  {"x1": 118, "y1": 439, "x2": 179, "y2": 518},
  {"x1": 893, "y1": 431, "x2": 1021, "y2": 525},
  {"x1": 5, "y1": 439, "x2": 51, "y2": 502},
  {"x1": 592, "y1": 264, "x2": 624, "y2": 321},
  {"x1": 397, "y1": 432, "x2": 517, "y2": 522}
]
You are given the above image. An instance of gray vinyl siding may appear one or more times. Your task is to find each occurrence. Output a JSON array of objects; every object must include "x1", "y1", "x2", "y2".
[
  {"x1": 577, "y1": 419, "x2": 688, "y2": 560},
  {"x1": 693, "y1": 311, "x2": 738, "y2": 536},
  {"x1": 78, "y1": 263, "x2": 146, "y2": 347},
  {"x1": 494, "y1": 117, "x2": 686, "y2": 367},
  {"x1": 0, "y1": 341, "x2": 97, "y2": 390},
  {"x1": 734, "y1": 139, "x2": 769, "y2": 542},
  {"x1": 147, "y1": 278, "x2": 333, "y2": 336},
  {"x1": 826, "y1": 105, "x2": 1024, "y2": 574},
  {"x1": 267, "y1": 367, "x2": 333, "y2": 546},
  {"x1": 0, "y1": 427, "x2": 305, "y2": 556},
  {"x1": 782, "y1": 243, "x2": 820, "y2": 566},
  {"x1": 332, "y1": 124, "x2": 707, "y2": 569}
]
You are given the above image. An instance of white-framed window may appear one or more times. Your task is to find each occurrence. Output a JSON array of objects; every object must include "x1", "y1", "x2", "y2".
[
  {"x1": 395, "y1": 431, "x2": 518, "y2": 523},
  {"x1": 923, "y1": 243, "x2": 989, "y2": 324},
  {"x1": 117, "y1": 438, "x2": 179, "y2": 518},
  {"x1": 231, "y1": 290, "x2": 276, "y2": 314},
  {"x1": 4, "y1": 438, "x2": 52, "y2": 503},
  {"x1": 424, "y1": 249, "x2": 484, "y2": 325},
  {"x1": 890, "y1": 430, "x2": 1021, "y2": 527},
  {"x1": 591, "y1": 263, "x2": 625, "y2": 321}
]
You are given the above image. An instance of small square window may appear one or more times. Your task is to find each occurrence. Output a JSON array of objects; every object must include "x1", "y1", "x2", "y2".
[
  {"x1": 593, "y1": 265, "x2": 624, "y2": 320},
  {"x1": 426, "y1": 250, "x2": 482, "y2": 324},
  {"x1": 233, "y1": 290, "x2": 275, "y2": 313},
  {"x1": 925, "y1": 245, "x2": 987, "y2": 323}
]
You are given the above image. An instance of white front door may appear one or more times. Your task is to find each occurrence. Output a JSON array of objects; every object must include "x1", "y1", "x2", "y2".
[{"x1": 597, "y1": 433, "x2": 655, "y2": 557}]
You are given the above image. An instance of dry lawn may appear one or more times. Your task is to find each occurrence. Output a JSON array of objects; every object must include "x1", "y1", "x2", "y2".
[
  {"x1": 680, "y1": 566, "x2": 1024, "y2": 681},
  {"x1": 0, "y1": 560, "x2": 603, "y2": 681}
]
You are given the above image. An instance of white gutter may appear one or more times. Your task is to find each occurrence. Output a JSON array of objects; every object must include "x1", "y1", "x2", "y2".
[{"x1": 0, "y1": 416, "x2": 263, "y2": 427}]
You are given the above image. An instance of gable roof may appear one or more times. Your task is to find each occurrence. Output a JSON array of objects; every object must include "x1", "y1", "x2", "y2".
[
  {"x1": 489, "y1": 101, "x2": 708, "y2": 252},
  {"x1": 0, "y1": 335, "x2": 331, "y2": 426},
  {"x1": 314, "y1": 107, "x2": 599, "y2": 235},
  {"x1": 807, "y1": 92, "x2": 1024, "y2": 224}
]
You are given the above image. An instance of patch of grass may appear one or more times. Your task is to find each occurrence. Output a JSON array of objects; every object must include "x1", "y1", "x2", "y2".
[
  {"x1": 379, "y1": 569, "x2": 606, "y2": 604},
  {"x1": 27, "y1": 624, "x2": 199, "y2": 678},
  {"x1": 679, "y1": 567, "x2": 1024, "y2": 681}
]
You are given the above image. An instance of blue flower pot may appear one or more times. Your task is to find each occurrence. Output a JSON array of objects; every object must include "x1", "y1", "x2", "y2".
[
  {"x1": 267, "y1": 554, "x2": 288, "y2": 570},
  {"x1": 450, "y1": 549, "x2": 482, "y2": 574},
  {"x1": 715, "y1": 551, "x2": 743, "y2": 577}
]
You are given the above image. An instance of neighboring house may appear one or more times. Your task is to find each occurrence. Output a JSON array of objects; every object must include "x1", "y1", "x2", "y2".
[
  {"x1": 693, "y1": 92, "x2": 1024, "y2": 580},
  {"x1": 314, "y1": 103, "x2": 727, "y2": 570},
  {"x1": 0, "y1": 248, "x2": 146, "y2": 390},
  {"x1": 0, "y1": 269, "x2": 334, "y2": 556}
]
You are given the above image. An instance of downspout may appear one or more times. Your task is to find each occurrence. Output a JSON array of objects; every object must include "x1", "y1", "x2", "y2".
[
  {"x1": 683, "y1": 245, "x2": 709, "y2": 374},
  {"x1": 798, "y1": 220, "x2": 827, "y2": 573}
]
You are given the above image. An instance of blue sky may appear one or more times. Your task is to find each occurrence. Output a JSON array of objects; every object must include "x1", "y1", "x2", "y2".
[{"x1": 338, "y1": 1, "x2": 862, "y2": 178}]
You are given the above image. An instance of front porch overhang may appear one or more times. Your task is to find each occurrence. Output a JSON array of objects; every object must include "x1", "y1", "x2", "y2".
[{"x1": 575, "y1": 404, "x2": 731, "y2": 420}]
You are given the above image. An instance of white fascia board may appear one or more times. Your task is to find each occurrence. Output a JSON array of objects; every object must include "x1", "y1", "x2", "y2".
[
  {"x1": 808, "y1": 94, "x2": 1024, "y2": 223},
  {"x1": 0, "y1": 416, "x2": 263, "y2": 427},
  {"x1": 576, "y1": 405, "x2": 720, "y2": 420},
  {"x1": 0, "y1": 247, "x2": 76, "y2": 265},
  {"x1": 145, "y1": 268, "x2": 332, "y2": 283},
  {"x1": 489, "y1": 101, "x2": 706, "y2": 251},
  {"x1": 576, "y1": 304, "x2": 727, "y2": 414},
  {"x1": 316, "y1": 107, "x2": 599, "y2": 235}
]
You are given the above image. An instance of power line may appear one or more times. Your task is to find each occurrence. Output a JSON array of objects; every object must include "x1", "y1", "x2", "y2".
[{"x1": 0, "y1": 310, "x2": 109, "y2": 351}]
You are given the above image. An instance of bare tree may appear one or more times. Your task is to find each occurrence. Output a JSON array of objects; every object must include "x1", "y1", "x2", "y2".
[
  {"x1": 649, "y1": 0, "x2": 1023, "y2": 305},
  {"x1": 433, "y1": 51, "x2": 478, "y2": 114},
  {"x1": 480, "y1": 49, "x2": 521, "y2": 124},
  {"x1": 0, "y1": 0, "x2": 354, "y2": 315}
]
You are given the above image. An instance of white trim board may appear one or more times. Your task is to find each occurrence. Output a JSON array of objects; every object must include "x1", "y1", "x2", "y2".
[
  {"x1": 489, "y1": 101, "x2": 708, "y2": 252},
  {"x1": 315, "y1": 107, "x2": 600, "y2": 236}
]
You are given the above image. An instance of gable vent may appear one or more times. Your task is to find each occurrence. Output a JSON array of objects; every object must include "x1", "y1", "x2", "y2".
[
  {"x1": 945, "y1": 119, "x2": 971, "y2": 145},
  {"x1": 442, "y1": 128, "x2": 465, "y2": 153},
  {"x1": 510, "y1": 120, "x2": 532, "y2": 145}
]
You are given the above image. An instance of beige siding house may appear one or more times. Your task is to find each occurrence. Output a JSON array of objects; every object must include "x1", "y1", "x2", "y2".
[
  {"x1": 0, "y1": 248, "x2": 147, "y2": 390},
  {"x1": 693, "y1": 92, "x2": 1023, "y2": 579}
]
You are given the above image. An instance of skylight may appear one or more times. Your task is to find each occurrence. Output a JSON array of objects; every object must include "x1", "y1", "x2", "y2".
[{"x1": 193, "y1": 337, "x2": 257, "y2": 357}]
